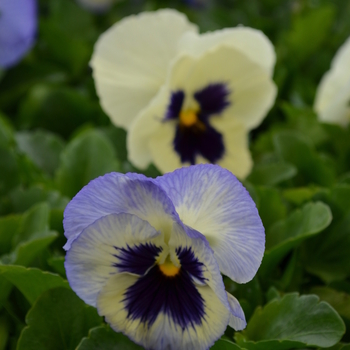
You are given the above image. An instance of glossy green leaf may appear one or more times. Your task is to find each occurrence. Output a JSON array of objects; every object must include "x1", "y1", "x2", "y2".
[
  {"x1": 260, "y1": 202, "x2": 332, "y2": 276},
  {"x1": 211, "y1": 338, "x2": 245, "y2": 349},
  {"x1": 236, "y1": 293, "x2": 345, "y2": 349},
  {"x1": 274, "y1": 131, "x2": 335, "y2": 186},
  {"x1": 77, "y1": 325, "x2": 143, "y2": 350},
  {"x1": 0, "y1": 214, "x2": 22, "y2": 255},
  {"x1": 311, "y1": 287, "x2": 350, "y2": 320},
  {"x1": 304, "y1": 213, "x2": 350, "y2": 282},
  {"x1": 286, "y1": 5, "x2": 336, "y2": 63},
  {"x1": 255, "y1": 187, "x2": 287, "y2": 229},
  {"x1": 0, "y1": 265, "x2": 69, "y2": 304},
  {"x1": 18, "y1": 84, "x2": 96, "y2": 138},
  {"x1": 248, "y1": 162, "x2": 297, "y2": 186},
  {"x1": 16, "y1": 130, "x2": 65, "y2": 176},
  {"x1": 8, "y1": 186, "x2": 69, "y2": 213},
  {"x1": 17, "y1": 288, "x2": 102, "y2": 350},
  {"x1": 55, "y1": 129, "x2": 121, "y2": 198}
]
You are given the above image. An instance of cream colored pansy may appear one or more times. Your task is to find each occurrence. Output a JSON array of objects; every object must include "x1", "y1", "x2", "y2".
[
  {"x1": 314, "y1": 36, "x2": 350, "y2": 127},
  {"x1": 91, "y1": 9, "x2": 277, "y2": 178}
]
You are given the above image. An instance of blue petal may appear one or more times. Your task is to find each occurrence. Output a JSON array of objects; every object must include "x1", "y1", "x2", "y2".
[
  {"x1": 63, "y1": 172, "x2": 179, "y2": 250},
  {"x1": 156, "y1": 164, "x2": 265, "y2": 283},
  {"x1": 65, "y1": 212, "x2": 165, "y2": 307},
  {"x1": 0, "y1": 0, "x2": 37, "y2": 68},
  {"x1": 226, "y1": 292, "x2": 246, "y2": 330}
]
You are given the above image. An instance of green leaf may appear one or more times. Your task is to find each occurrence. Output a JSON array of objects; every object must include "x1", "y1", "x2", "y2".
[
  {"x1": 273, "y1": 131, "x2": 335, "y2": 186},
  {"x1": 17, "y1": 288, "x2": 102, "y2": 350},
  {"x1": 0, "y1": 214, "x2": 22, "y2": 255},
  {"x1": 260, "y1": 202, "x2": 332, "y2": 277},
  {"x1": 12, "y1": 202, "x2": 50, "y2": 247},
  {"x1": 47, "y1": 256, "x2": 66, "y2": 278},
  {"x1": 18, "y1": 84, "x2": 96, "y2": 138},
  {"x1": 236, "y1": 293, "x2": 345, "y2": 349},
  {"x1": 303, "y1": 213, "x2": 350, "y2": 282},
  {"x1": 311, "y1": 287, "x2": 350, "y2": 320},
  {"x1": 16, "y1": 130, "x2": 65, "y2": 176},
  {"x1": 77, "y1": 325, "x2": 143, "y2": 350},
  {"x1": 0, "y1": 265, "x2": 69, "y2": 304},
  {"x1": 286, "y1": 5, "x2": 336, "y2": 64},
  {"x1": 8, "y1": 185, "x2": 69, "y2": 213},
  {"x1": 211, "y1": 338, "x2": 245, "y2": 349},
  {"x1": 56, "y1": 129, "x2": 121, "y2": 198},
  {"x1": 255, "y1": 187, "x2": 287, "y2": 229},
  {"x1": 247, "y1": 162, "x2": 297, "y2": 186}
]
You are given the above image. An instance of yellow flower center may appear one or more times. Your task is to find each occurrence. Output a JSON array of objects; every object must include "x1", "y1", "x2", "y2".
[
  {"x1": 179, "y1": 109, "x2": 198, "y2": 127},
  {"x1": 159, "y1": 259, "x2": 180, "y2": 277}
]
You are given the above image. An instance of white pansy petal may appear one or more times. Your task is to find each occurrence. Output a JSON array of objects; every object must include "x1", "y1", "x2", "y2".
[
  {"x1": 178, "y1": 27, "x2": 276, "y2": 75},
  {"x1": 65, "y1": 213, "x2": 164, "y2": 306},
  {"x1": 314, "y1": 37, "x2": 350, "y2": 126},
  {"x1": 226, "y1": 292, "x2": 246, "y2": 330},
  {"x1": 98, "y1": 272, "x2": 229, "y2": 350},
  {"x1": 156, "y1": 165, "x2": 265, "y2": 283},
  {"x1": 97, "y1": 221, "x2": 230, "y2": 350},
  {"x1": 148, "y1": 121, "x2": 188, "y2": 173},
  {"x1": 317, "y1": 80, "x2": 350, "y2": 126},
  {"x1": 91, "y1": 9, "x2": 198, "y2": 129},
  {"x1": 170, "y1": 46, "x2": 277, "y2": 130},
  {"x1": 211, "y1": 119, "x2": 252, "y2": 179},
  {"x1": 63, "y1": 172, "x2": 178, "y2": 250},
  {"x1": 127, "y1": 87, "x2": 170, "y2": 170}
]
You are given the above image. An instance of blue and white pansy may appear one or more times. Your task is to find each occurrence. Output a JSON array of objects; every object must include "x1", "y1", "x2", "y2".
[
  {"x1": 314, "y1": 36, "x2": 350, "y2": 127},
  {"x1": 64, "y1": 165, "x2": 265, "y2": 349},
  {"x1": 90, "y1": 9, "x2": 277, "y2": 179}
]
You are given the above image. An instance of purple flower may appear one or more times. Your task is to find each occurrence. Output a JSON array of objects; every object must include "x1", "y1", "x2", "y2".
[
  {"x1": 0, "y1": 0, "x2": 37, "y2": 68},
  {"x1": 64, "y1": 164, "x2": 265, "y2": 349}
]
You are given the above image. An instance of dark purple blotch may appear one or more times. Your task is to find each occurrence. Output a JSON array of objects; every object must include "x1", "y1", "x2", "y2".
[
  {"x1": 165, "y1": 83, "x2": 230, "y2": 165},
  {"x1": 118, "y1": 244, "x2": 206, "y2": 329}
]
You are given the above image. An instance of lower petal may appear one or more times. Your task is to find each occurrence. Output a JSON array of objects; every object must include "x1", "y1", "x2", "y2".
[{"x1": 97, "y1": 268, "x2": 230, "y2": 350}]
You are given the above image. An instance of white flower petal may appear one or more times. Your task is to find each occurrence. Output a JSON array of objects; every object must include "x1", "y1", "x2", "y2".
[
  {"x1": 65, "y1": 213, "x2": 164, "y2": 307},
  {"x1": 314, "y1": 37, "x2": 350, "y2": 126},
  {"x1": 90, "y1": 9, "x2": 198, "y2": 129},
  {"x1": 97, "y1": 222, "x2": 230, "y2": 350},
  {"x1": 169, "y1": 46, "x2": 277, "y2": 130},
  {"x1": 178, "y1": 27, "x2": 276, "y2": 76},
  {"x1": 98, "y1": 272, "x2": 229, "y2": 350},
  {"x1": 211, "y1": 118, "x2": 252, "y2": 179},
  {"x1": 156, "y1": 165, "x2": 265, "y2": 283}
]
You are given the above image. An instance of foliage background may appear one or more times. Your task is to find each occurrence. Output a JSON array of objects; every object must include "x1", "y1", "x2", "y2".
[{"x1": 1, "y1": 0, "x2": 350, "y2": 349}]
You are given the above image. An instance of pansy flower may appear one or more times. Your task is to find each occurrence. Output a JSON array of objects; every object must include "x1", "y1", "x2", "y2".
[
  {"x1": 76, "y1": 0, "x2": 115, "y2": 13},
  {"x1": 314, "y1": 36, "x2": 350, "y2": 127},
  {"x1": 0, "y1": 0, "x2": 37, "y2": 68},
  {"x1": 64, "y1": 164, "x2": 265, "y2": 349},
  {"x1": 90, "y1": 9, "x2": 277, "y2": 178}
]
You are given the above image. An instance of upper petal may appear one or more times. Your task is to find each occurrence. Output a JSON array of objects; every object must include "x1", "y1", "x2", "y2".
[
  {"x1": 90, "y1": 9, "x2": 198, "y2": 129},
  {"x1": 178, "y1": 27, "x2": 276, "y2": 76},
  {"x1": 155, "y1": 164, "x2": 265, "y2": 283},
  {"x1": 63, "y1": 172, "x2": 178, "y2": 250}
]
